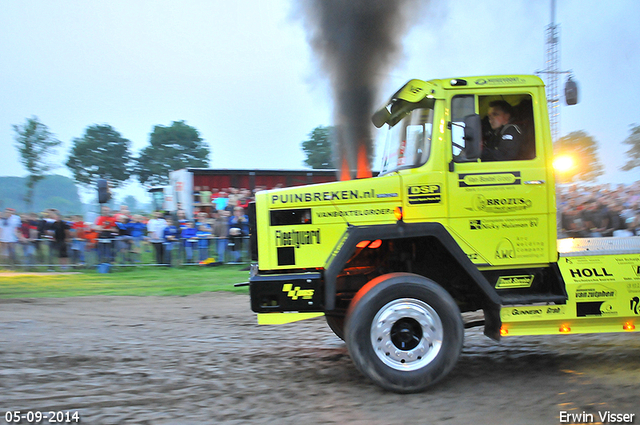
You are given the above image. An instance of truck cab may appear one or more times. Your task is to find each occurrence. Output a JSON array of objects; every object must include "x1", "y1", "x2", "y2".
[{"x1": 248, "y1": 75, "x2": 638, "y2": 393}]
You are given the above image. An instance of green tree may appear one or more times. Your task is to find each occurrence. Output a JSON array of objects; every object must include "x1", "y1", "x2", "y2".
[
  {"x1": 66, "y1": 124, "x2": 134, "y2": 188},
  {"x1": 621, "y1": 124, "x2": 640, "y2": 171},
  {"x1": 12, "y1": 116, "x2": 61, "y2": 209},
  {"x1": 137, "y1": 121, "x2": 209, "y2": 186},
  {"x1": 554, "y1": 130, "x2": 604, "y2": 183},
  {"x1": 302, "y1": 125, "x2": 335, "y2": 169},
  {"x1": 0, "y1": 175, "x2": 83, "y2": 214}
]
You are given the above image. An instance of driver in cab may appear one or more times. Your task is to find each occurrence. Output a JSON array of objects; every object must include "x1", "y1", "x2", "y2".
[{"x1": 481, "y1": 100, "x2": 522, "y2": 161}]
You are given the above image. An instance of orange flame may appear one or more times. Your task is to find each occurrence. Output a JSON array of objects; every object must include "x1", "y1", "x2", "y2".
[
  {"x1": 340, "y1": 156, "x2": 351, "y2": 181},
  {"x1": 356, "y1": 144, "x2": 372, "y2": 179}
]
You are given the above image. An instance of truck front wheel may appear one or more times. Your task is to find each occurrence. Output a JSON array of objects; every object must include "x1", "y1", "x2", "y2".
[{"x1": 345, "y1": 273, "x2": 463, "y2": 393}]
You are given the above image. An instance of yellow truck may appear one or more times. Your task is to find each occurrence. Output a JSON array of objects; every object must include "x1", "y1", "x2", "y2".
[{"x1": 246, "y1": 75, "x2": 639, "y2": 393}]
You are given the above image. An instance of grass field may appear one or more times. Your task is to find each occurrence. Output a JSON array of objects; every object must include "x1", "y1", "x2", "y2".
[{"x1": 0, "y1": 265, "x2": 250, "y2": 298}]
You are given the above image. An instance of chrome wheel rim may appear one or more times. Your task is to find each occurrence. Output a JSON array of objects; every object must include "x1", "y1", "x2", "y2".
[{"x1": 370, "y1": 298, "x2": 443, "y2": 371}]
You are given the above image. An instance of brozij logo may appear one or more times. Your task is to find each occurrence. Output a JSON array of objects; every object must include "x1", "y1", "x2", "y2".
[{"x1": 469, "y1": 195, "x2": 532, "y2": 213}]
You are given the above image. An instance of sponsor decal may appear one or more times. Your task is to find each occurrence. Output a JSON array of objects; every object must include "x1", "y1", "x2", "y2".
[
  {"x1": 282, "y1": 283, "x2": 314, "y2": 300},
  {"x1": 511, "y1": 308, "x2": 542, "y2": 316},
  {"x1": 575, "y1": 283, "x2": 616, "y2": 299},
  {"x1": 469, "y1": 218, "x2": 538, "y2": 230},
  {"x1": 577, "y1": 301, "x2": 617, "y2": 317},
  {"x1": 271, "y1": 189, "x2": 376, "y2": 204},
  {"x1": 468, "y1": 194, "x2": 532, "y2": 213},
  {"x1": 496, "y1": 275, "x2": 534, "y2": 289},
  {"x1": 458, "y1": 172, "x2": 521, "y2": 187},
  {"x1": 315, "y1": 208, "x2": 393, "y2": 218},
  {"x1": 495, "y1": 238, "x2": 516, "y2": 260},
  {"x1": 474, "y1": 77, "x2": 527, "y2": 85},
  {"x1": 570, "y1": 268, "x2": 614, "y2": 279},
  {"x1": 483, "y1": 235, "x2": 544, "y2": 259},
  {"x1": 561, "y1": 255, "x2": 640, "y2": 284},
  {"x1": 407, "y1": 185, "x2": 442, "y2": 205},
  {"x1": 407, "y1": 84, "x2": 424, "y2": 94},
  {"x1": 514, "y1": 236, "x2": 545, "y2": 258},
  {"x1": 613, "y1": 256, "x2": 640, "y2": 265},
  {"x1": 631, "y1": 296, "x2": 640, "y2": 315},
  {"x1": 627, "y1": 282, "x2": 640, "y2": 293},
  {"x1": 469, "y1": 220, "x2": 486, "y2": 230},
  {"x1": 275, "y1": 229, "x2": 321, "y2": 248},
  {"x1": 502, "y1": 306, "x2": 565, "y2": 320}
]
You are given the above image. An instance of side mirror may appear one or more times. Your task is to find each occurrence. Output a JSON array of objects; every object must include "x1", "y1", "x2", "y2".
[
  {"x1": 371, "y1": 106, "x2": 391, "y2": 128},
  {"x1": 463, "y1": 114, "x2": 482, "y2": 160},
  {"x1": 565, "y1": 76, "x2": 578, "y2": 105}
]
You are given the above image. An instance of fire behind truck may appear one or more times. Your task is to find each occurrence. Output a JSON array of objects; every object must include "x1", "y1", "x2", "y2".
[{"x1": 246, "y1": 75, "x2": 639, "y2": 393}]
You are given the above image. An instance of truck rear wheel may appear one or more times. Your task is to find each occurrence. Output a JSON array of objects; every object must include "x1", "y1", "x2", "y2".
[{"x1": 345, "y1": 273, "x2": 463, "y2": 393}]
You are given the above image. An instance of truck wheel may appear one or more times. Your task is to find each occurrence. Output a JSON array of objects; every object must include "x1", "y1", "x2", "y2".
[
  {"x1": 345, "y1": 273, "x2": 463, "y2": 393},
  {"x1": 325, "y1": 315, "x2": 345, "y2": 340}
]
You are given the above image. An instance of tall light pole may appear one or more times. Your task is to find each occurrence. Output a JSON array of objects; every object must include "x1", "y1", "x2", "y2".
[{"x1": 536, "y1": 0, "x2": 574, "y2": 143}]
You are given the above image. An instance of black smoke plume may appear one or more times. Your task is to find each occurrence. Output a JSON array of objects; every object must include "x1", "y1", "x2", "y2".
[{"x1": 299, "y1": 0, "x2": 422, "y2": 178}]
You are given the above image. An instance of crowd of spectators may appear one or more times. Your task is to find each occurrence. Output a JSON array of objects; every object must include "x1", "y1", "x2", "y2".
[
  {"x1": 557, "y1": 182, "x2": 640, "y2": 238},
  {"x1": 5, "y1": 182, "x2": 640, "y2": 267},
  {"x1": 0, "y1": 185, "x2": 255, "y2": 267}
]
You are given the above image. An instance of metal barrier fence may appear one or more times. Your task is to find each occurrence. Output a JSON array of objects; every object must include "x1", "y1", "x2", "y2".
[{"x1": 0, "y1": 236, "x2": 250, "y2": 269}]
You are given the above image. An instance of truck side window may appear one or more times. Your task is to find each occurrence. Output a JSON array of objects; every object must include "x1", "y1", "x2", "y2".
[
  {"x1": 451, "y1": 95, "x2": 475, "y2": 157},
  {"x1": 478, "y1": 94, "x2": 536, "y2": 161},
  {"x1": 511, "y1": 96, "x2": 536, "y2": 160}
]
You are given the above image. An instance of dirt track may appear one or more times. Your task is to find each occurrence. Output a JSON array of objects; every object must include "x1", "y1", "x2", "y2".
[{"x1": 1, "y1": 293, "x2": 639, "y2": 425}]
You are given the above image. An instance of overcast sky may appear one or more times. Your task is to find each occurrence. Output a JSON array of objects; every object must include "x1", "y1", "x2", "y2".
[{"x1": 1, "y1": 0, "x2": 639, "y2": 202}]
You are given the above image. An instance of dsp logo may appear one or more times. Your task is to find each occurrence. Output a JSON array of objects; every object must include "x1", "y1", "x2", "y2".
[
  {"x1": 407, "y1": 185, "x2": 441, "y2": 205},
  {"x1": 408, "y1": 185, "x2": 440, "y2": 195}
]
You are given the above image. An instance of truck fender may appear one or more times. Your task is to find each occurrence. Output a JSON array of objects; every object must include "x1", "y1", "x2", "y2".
[{"x1": 324, "y1": 222, "x2": 503, "y2": 340}]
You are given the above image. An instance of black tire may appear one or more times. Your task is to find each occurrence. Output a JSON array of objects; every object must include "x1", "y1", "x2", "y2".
[
  {"x1": 325, "y1": 315, "x2": 345, "y2": 341},
  {"x1": 345, "y1": 273, "x2": 464, "y2": 393}
]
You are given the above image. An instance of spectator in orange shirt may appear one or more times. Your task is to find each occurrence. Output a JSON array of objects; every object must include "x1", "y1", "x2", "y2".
[
  {"x1": 70, "y1": 215, "x2": 88, "y2": 265},
  {"x1": 95, "y1": 206, "x2": 117, "y2": 263}
]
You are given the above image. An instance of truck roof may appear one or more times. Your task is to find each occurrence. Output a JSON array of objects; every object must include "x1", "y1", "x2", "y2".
[
  {"x1": 432, "y1": 75, "x2": 545, "y2": 90},
  {"x1": 373, "y1": 74, "x2": 545, "y2": 128}
]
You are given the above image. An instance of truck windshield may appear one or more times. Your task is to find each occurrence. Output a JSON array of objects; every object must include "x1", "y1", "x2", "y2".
[{"x1": 380, "y1": 107, "x2": 434, "y2": 174}]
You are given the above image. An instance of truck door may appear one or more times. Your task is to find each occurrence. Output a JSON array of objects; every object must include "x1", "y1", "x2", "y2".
[{"x1": 446, "y1": 92, "x2": 552, "y2": 267}]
